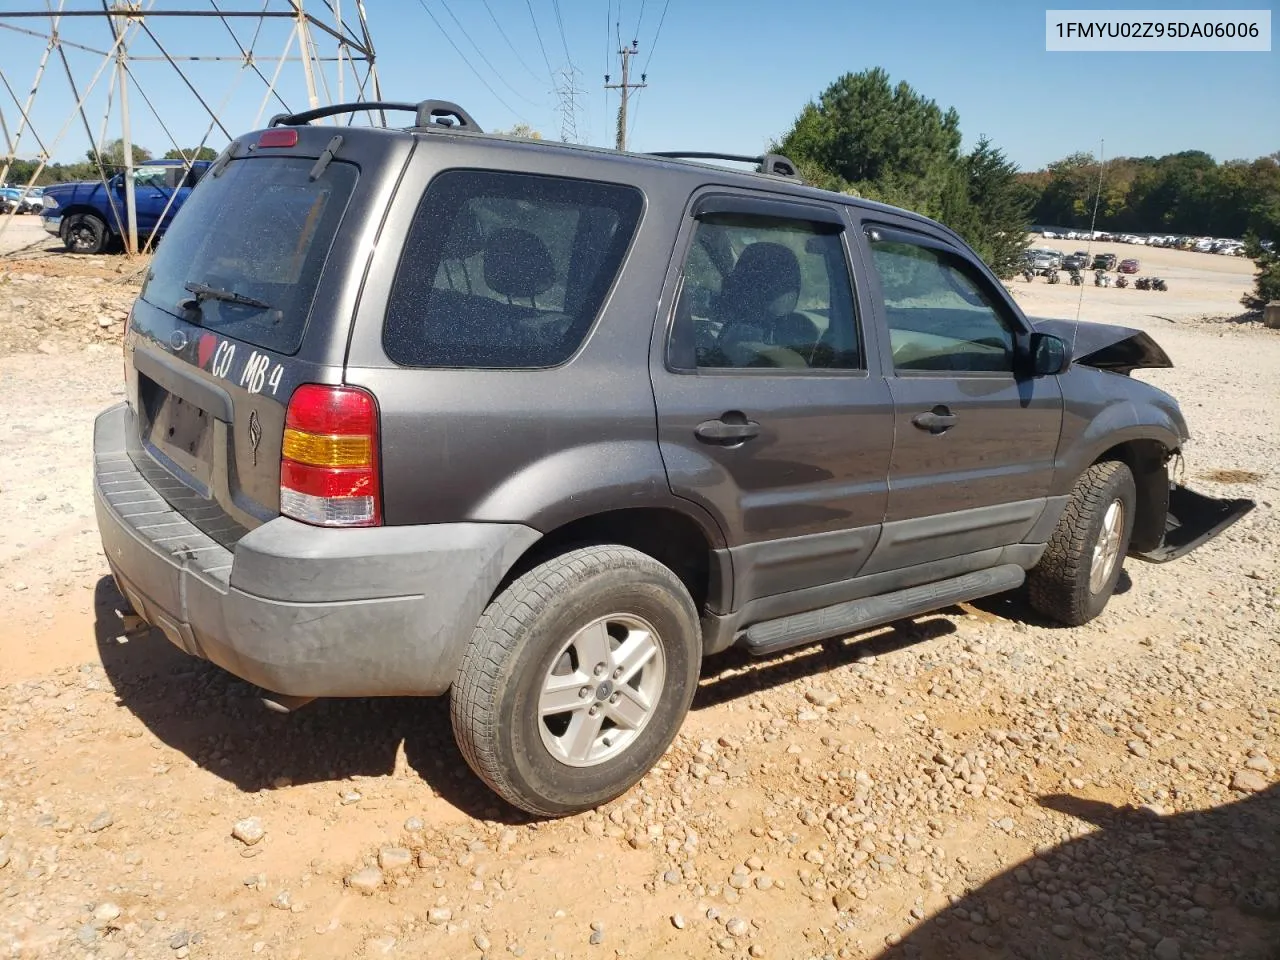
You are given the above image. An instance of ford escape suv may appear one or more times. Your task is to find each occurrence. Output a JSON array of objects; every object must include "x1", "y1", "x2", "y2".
[{"x1": 94, "y1": 99, "x2": 1254, "y2": 816}]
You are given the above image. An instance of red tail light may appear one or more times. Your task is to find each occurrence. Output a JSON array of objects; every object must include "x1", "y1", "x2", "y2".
[{"x1": 280, "y1": 384, "x2": 381, "y2": 527}]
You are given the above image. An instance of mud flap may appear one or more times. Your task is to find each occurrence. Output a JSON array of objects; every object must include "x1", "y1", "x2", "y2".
[{"x1": 1131, "y1": 484, "x2": 1255, "y2": 563}]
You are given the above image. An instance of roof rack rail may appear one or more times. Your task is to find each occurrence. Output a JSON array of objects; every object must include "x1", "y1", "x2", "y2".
[
  {"x1": 645, "y1": 151, "x2": 802, "y2": 181},
  {"x1": 269, "y1": 99, "x2": 483, "y2": 133}
]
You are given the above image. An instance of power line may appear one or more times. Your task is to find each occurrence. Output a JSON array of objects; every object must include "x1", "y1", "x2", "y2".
[
  {"x1": 604, "y1": 0, "x2": 613, "y2": 78},
  {"x1": 633, "y1": 0, "x2": 646, "y2": 41},
  {"x1": 524, "y1": 0, "x2": 556, "y2": 86},
  {"x1": 480, "y1": 0, "x2": 544, "y2": 84},
  {"x1": 414, "y1": 0, "x2": 527, "y2": 122},
  {"x1": 436, "y1": 0, "x2": 544, "y2": 108},
  {"x1": 642, "y1": 0, "x2": 671, "y2": 75},
  {"x1": 548, "y1": 0, "x2": 574, "y2": 68}
]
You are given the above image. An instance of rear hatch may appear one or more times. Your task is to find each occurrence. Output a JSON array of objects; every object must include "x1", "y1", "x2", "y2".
[{"x1": 123, "y1": 128, "x2": 406, "y2": 544}]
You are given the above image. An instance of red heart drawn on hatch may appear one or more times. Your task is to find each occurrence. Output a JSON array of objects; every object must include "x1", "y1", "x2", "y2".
[{"x1": 197, "y1": 332, "x2": 216, "y2": 369}]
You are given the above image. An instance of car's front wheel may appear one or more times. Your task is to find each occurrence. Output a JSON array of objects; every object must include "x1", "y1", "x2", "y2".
[
  {"x1": 451, "y1": 545, "x2": 701, "y2": 817},
  {"x1": 1028, "y1": 460, "x2": 1137, "y2": 626},
  {"x1": 63, "y1": 213, "x2": 109, "y2": 254}
]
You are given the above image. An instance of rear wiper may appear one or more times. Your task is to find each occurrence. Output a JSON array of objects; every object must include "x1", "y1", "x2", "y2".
[{"x1": 182, "y1": 281, "x2": 270, "y2": 310}]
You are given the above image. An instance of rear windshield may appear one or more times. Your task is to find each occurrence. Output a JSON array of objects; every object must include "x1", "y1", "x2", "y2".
[
  {"x1": 138, "y1": 157, "x2": 358, "y2": 355},
  {"x1": 383, "y1": 169, "x2": 643, "y2": 368}
]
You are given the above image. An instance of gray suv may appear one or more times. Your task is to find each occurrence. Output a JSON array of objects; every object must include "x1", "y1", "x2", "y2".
[{"x1": 93, "y1": 100, "x2": 1253, "y2": 816}]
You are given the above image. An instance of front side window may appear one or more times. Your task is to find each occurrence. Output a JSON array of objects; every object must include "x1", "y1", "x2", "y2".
[
  {"x1": 383, "y1": 170, "x2": 643, "y2": 368},
  {"x1": 676, "y1": 213, "x2": 861, "y2": 370},
  {"x1": 867, "y1": 235, "x2": 1017, "y2": 373},
  {"x1": 133, "y1": 167, "x2": 167, "y2": 188}
]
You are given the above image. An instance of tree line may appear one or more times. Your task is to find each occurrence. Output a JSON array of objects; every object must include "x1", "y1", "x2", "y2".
[
  {"x1": 2, "y1": 139, "x2": 218, "y2": 186},
  {"x1": 1020, "y1": 150, "x2": 1280, "y2": 241},
  {"x1": 775, "y1": 67, "x2": 1277, "y2": 302}
]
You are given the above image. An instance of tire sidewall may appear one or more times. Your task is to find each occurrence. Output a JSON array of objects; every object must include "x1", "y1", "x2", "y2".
[
  {"x1": 496, "y1": 563, "x2": 699, "y2": 816},
  {"x1": 1078, "y1": 465, "x2": 1137, "y2": 619},
  {"x1": 64, "y1": 214, "x2": 106, "y2": 254}
]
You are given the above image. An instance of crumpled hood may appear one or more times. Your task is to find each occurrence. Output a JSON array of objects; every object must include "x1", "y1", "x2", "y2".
[{"x1": 1032, "y1": 317, "x2": 1173, "y2": 375}]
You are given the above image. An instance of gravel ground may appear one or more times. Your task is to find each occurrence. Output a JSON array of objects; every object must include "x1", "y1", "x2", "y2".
[{"x1": 0, "y1": 246, "x2": 1276, "y2": 960}]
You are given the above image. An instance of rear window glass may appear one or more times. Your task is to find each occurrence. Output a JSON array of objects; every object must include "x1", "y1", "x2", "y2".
[
  {"x1": 139, "y1": 157, "x2": 358, "y2": 355},
  {"x1": 383, "y1": 170, "x2": 643, "y2": 368}
]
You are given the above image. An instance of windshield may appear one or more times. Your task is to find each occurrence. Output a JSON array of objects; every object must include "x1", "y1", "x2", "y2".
[{"x1": 139, "y1": 157, "x2": 358, "y2": 354}]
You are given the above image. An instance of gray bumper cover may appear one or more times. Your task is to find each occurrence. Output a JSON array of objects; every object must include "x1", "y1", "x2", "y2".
[{"x1": 93, "y1": 402, "x2": 540, "y2": 697}]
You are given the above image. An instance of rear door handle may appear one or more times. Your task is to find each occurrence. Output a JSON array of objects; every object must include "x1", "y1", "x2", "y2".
[
  {"x1": 912, "y1": 407, "x2": 957, "y2": 434},
  {"x1": 695, "y1": 415, "x2": 761, "y2": 444}
]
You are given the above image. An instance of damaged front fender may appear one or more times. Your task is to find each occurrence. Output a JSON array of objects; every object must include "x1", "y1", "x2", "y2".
[{"x1": 1033, "y1": 318, "x2": 1173, "y2": 375}]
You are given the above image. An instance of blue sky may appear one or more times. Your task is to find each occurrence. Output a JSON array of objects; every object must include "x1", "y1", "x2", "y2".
[{"x1": 2, "y1": 0, "x2": 1276, "y2": 171}]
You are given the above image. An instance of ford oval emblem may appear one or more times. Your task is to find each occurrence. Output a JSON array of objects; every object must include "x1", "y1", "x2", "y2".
[{"x1": 170, "y1": 330, "x2": 189, "y2": 351}]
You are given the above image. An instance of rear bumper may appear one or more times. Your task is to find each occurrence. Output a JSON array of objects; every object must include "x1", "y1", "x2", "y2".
[
  {"x1": 93, "y1": 402, "x2": 540, "y2": 697},
  {"x1": 1131, "y1": 484, "x2": 1255, "y2": 563}
]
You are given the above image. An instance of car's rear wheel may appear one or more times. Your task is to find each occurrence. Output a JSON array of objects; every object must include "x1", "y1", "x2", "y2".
[
  {"x1": 63, "y1": 213, "x2": 109, "y2": 255},
  {"x1": 1028, "y1": 460, "x2": 1137, "y2": 626},
  {"x1": 451, "y1": 545, "x2": 701, "y2": 817}
]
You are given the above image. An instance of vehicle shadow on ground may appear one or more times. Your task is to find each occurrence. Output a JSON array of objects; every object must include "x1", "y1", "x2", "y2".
[
  {"x1": 876, "y1": 785, "x2": 1279, "y2": 960},
  {"x1": 968, "y1": 571, "x2": 1132, "y2": 625},
  {"x1": 693, "y1": 615, "x2": 957, "y2": 709},
  {"x1": 91, "y1": 576, "x2": 525, "y2": 822}
]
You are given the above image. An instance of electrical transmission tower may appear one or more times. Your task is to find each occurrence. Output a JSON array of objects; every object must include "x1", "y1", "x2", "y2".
[
  {"x1": 604, "y1": 40, "x2": 645, "y2": 151},
  {"x1": 0, "y1": 2, "x2": 382, "y2": 256},
  {"x1": 555, "y1": 66, "x2": 582, "y2": 144}
]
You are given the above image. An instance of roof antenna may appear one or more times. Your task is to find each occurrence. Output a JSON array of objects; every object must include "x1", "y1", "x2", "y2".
[{"x1": 1071, "y1": 137, "x2": 1105, "y2": 357}]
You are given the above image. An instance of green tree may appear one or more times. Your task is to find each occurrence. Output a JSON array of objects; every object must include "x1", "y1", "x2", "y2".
[
  {"x1": 163, "y1": 146, "x2": 218, "y2": 162},
  {"x1": 960, "y1": 137, "x2": 1032, "y2": 277},
  {"x1": 496, "y1": 124, "x2": 542, "y2": 139},
  {"x1": 778, "y1": 69, "x2": 1031, "y2": 276},
  {"x1": 85, "y1": 138, "x2": 152, "y2": 171},
  {"x1": 778, "y1": 67, "x2": 964, "y2": 221},
  {"x1": 1241, "y1": 233, "x2": 1280, "y2": 311}
]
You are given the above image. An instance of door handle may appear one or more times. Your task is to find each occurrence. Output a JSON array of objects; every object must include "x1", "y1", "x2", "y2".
[
  {"x1": 912, "y1": 407, "x2": 957, "y2": 434},
  {"x1": 695, "y1": 415, "x2": 761, "y2": 444}
]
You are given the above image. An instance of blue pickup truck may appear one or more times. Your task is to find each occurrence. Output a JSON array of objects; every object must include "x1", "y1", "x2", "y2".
[{"x1": 41, "y1": 158, "x2": 211, "y2": 254}]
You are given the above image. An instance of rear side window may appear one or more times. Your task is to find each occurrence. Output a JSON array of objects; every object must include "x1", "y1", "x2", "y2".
[
  {"x1": 139, "y1": 157, "x2": 358, "y2": 355},
  {"x1": 383, "y1": 170, "x2": 643, "y2": 368}
]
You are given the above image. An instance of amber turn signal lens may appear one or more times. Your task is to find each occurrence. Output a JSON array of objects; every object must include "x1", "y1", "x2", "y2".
[{"x1": 282, "y1": 428, "x2": 372, "y2": 467}]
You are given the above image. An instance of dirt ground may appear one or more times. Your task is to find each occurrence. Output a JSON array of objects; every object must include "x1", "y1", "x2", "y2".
[{"x1": 0, "y1": 236, "x2": 1276, "y2": 960}]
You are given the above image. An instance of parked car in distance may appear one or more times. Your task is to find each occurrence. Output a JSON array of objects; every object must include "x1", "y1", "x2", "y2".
[
  {"x1": 1118, "y1": 258, "x2": 1140, "y2": 274},
  {"x1": 1025, "y1": 248, "x2": 1062, "y2": 272},
  {"x1": 0, "y1": 186, "x2": 26, "y2": 214},
  {"x1": 40, "y1": 158, "x2": 211, "y2": 254},
  {"x1": 1062, "y1": 254, "x2": 1088, "y2": 271},
  {"x1": 92, "y1": 98, "x2": 1256, "y2": 816},
  {"x1": 1092, "y1": 253, "x2": 1118, "y2": 271},
  {"x1": 20, "y1": 186, "x2": 44, "y2": 213}
]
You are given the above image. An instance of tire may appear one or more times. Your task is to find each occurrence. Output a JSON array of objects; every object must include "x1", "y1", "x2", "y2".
[
  {"x1": 62, "y1": 213, "x2": 108, "y2": 254},
  {"x1": 451, "y1": 545, "x2": 701, "y2": 817},
  {"x1": 1028, "y1": 460, "x2": 1137, "y2": 626}
]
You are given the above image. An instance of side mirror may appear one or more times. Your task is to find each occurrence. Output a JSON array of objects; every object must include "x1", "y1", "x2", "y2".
[{"x1": 1029, "y1": 332, "x2": 1070, "y2": 376}]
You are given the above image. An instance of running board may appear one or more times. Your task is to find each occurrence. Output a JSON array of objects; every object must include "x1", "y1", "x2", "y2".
[{"x1": 740, "y1": 563, "x2": 1026, "y2": 657}]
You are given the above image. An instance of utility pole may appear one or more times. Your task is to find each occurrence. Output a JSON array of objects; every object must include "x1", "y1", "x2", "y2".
[{"x1": 604, "y1": 39, "x2": 645, "y2": 151}]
